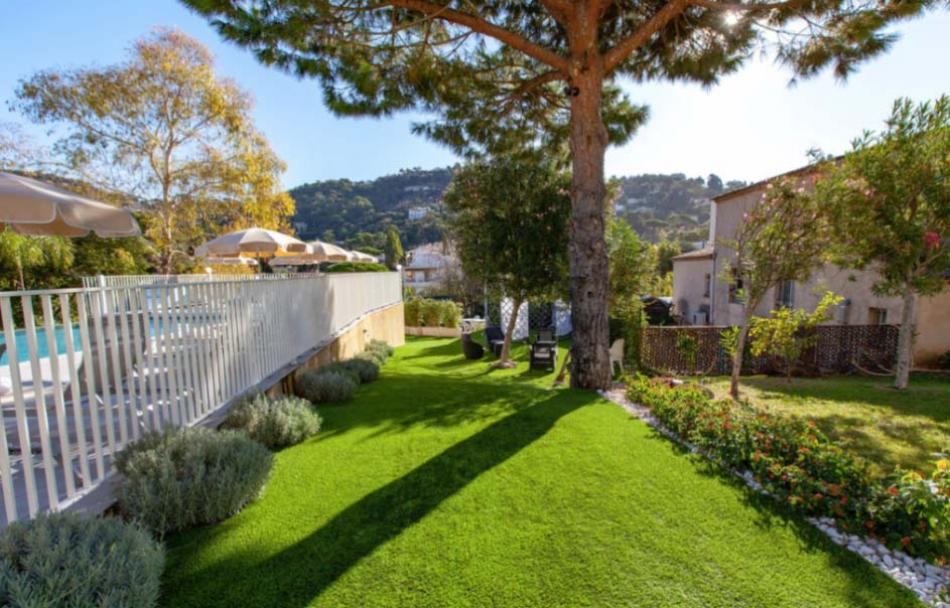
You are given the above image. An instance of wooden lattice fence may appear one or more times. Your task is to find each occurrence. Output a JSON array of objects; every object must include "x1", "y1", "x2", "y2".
[{"x1": 641, "y1": 324, "x2": 899, "y2": 376}]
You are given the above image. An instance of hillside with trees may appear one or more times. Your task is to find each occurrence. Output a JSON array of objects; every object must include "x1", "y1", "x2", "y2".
[
  {"x1": 289, "y1": 167, "x2": 453, "y2": 253},
  {"x1": 290, "y1": 168, "x2": 743, "y2": 252}
]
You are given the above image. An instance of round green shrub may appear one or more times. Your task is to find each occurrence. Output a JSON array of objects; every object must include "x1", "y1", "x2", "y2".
[
  {"x1": 356, "y1": 350, "x2": 387, "y2": 367},
  {"x1": 342, "y1": 357, "x2": 380, "y2": 383},
  {"x1": 0, "y1": 513, "x2": 164, "y2": 607},
  {"x1": 115, "y1": 427, "x2": 273, "y2": 536},
  {"x1": 296, "y1": 369, "x2": 358, "y2": 404},
  {"x1": 317, "y1": 361, "x2": 362, "y2": 384},
  {"x1": 222, "y1": 393, "x2": 323, "y2": 449},
  {"x1": 367, "y1": 339, "x2": 394, "y2": 360}
]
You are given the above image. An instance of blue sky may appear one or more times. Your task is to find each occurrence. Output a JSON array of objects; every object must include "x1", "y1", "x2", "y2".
[{"x1": 2, "y1": 1, "x2": 949, "y2": 188}]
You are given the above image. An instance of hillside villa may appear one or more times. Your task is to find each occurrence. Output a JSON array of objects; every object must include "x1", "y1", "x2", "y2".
[{"x1": 672, "y1": 166, "x2": 950, "y2": 367}]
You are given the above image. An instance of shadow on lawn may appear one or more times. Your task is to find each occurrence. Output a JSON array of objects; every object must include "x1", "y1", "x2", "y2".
[
  {"x1": 164, "y1": 389, "x2": 596, "y2": 608},
  {"x1": 639, "y1": 427, "x2": 921, "y2": 607}
]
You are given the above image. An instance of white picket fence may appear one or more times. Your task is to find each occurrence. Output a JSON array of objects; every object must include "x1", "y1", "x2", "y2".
[{"x1": 0, "y1": 272, "x2": 401, "y2": 525}]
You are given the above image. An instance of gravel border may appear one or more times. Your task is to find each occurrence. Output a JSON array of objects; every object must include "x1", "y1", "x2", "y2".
[{"x1": 600, "y1": 387, "x2": 950, "y2": 607}]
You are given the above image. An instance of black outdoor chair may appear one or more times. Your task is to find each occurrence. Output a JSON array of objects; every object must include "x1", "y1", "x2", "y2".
[
  {"x1": 461, "y1": 333, "x2": 485, "y2": 359},
  {"x1": 529, "y1": 327, "x2": 558, "y2": 370},
  {"x1": 484, "y1": 326, "x2": 505, "y2": 357}
]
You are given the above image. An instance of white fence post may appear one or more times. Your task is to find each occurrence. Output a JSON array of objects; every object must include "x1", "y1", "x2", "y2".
[{"x1": 0, "y1": 272, "x2": 401, "y2": 524}]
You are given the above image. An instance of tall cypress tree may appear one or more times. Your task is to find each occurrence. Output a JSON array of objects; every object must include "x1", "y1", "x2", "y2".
[{"x1": 185, "y1": 0, "x2": 940, "y2": 387}]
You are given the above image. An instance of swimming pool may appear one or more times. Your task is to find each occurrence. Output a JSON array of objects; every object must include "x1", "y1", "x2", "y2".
[{"x1": 0, "y1": 325, "x2": 83, "y2": 364}]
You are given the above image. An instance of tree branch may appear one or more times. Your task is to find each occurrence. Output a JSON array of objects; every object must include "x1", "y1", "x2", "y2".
[
  {"x1": 689, "y1": 0, "x2": 796, "y2": 11},
  {"x1": 384, "y1": 0, "x2": 570, "y2": 71},
  {"x1": 604, "y1": 0, "x2": 691, "y2": 73}
]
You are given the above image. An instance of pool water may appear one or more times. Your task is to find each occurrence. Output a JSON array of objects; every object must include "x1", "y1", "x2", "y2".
[{"x1": 0, "y1": 325, "x2": 83, "y2": 364}]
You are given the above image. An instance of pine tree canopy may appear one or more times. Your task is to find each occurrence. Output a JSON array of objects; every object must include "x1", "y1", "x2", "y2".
[{"x1": 184, "y1": 0, "x2": 940, "y2": 158}]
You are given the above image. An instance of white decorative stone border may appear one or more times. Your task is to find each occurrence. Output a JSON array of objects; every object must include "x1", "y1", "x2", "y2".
[{"x1": 599, "y1": 387, "x2": 950, "y2": 607}]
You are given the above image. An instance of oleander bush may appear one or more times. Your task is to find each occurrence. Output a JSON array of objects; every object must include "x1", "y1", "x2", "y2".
[
  {"x1": 223, "y1": 393, "x2": 323, "y2": 449},
  {"x1": 296, "y1": 369, "x2": 358, "y2": 404},
  {"x1": 115, "y1": 427, "x2": 273, "y2": 536},
  {"x1": 420, "y1": 299, "x2": 442, "y2": 327},
  {"x1": 627, "y1": 374, "x2": 950, "y2": 564},
  {"x1": 404, "y1": 299, "x2": 421, "y2": 326},
  {"x1": 0, "y1": 513, "x2": 164, "y2": 608},
  {"x1": 405, "y1": 298, "x2": 461, "y2": 328},
  {"x1": 342, "y1": 357, "x2": 380, "y2": 383}
]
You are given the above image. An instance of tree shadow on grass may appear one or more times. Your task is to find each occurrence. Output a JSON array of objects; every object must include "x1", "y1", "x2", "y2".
[
  {"x1": 163, "y1": 389, "x2": 596, "y2": 608},
  {"x1": 634, "y1": 425, "x2": 921, "y2": 607}
]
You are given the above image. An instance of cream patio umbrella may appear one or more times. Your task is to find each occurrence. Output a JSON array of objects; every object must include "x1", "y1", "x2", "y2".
[
  {"x1": 306, "y1": 240, "x2": 351, "y2": 262},
  {"x1": 0, "y1": 172, "x2": 139, "y2": 236},
  {"x1": 269, "y1": 254, "x2": 326, "y2": 267},
  {"x1": 201, "y1": 256, "x2": 259, "y2": 267},
  {"x1": 350, "y1": 250, "x2": 378, "y2": 263},
  {"x1": 195, "y1": 227, "x2": 308, "y2": 258}
]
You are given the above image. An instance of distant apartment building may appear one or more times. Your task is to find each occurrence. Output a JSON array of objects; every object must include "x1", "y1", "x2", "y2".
[
  {"x1": 404, "y1": 242, "x2": 459, "y2": 292},
  {"x1": 407, "y1": 206, "x2": 430, "y2": 220},
  {"x1": 671, "y1": 165, "x2": 950, "y2": 367}
]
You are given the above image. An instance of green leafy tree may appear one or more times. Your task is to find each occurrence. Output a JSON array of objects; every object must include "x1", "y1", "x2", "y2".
[
  {"x1": 185, "y1": 0, "x2": 936, "y2": 387},
  {"x1": 71, "y1": 234, "x2": 154, "y2": 278},
  {"x1": 445, "y1": 159, "x2": 570, "y2": 367},
  {"x1": 384, "y1": 226, "x2": 405, "y2": 270},
  {"x1": 0, "y1": 229, "x2": 74, "y2": 291},
  {"x1": 13, "y1": 28, "x2": 295, "y2": 272},
  {"x1": 607, "y1": 218, "x2": 656, "y2": 365},
  {"x1": 815, "y1": 96, "x2": 950, "y2": 389},
  {"x1": 749, "y1": 291, "x2": 843, "y2": 383},
  {"x1": 722, "y1": 176, "x2": 829, "y2": 399}
]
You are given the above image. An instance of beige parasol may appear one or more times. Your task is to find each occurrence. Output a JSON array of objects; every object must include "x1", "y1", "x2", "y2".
[
  {"x1": 201, "y1": 256, "x2": 259, "y2": 267},
  {"x1": 349, "y1": 250, "x2": 379, "y2": 263},
  {"x1": 269, "y1": 254, "x2": 326, "y2": 267},
  {"x1": 195, "y1": 227, "x2": 308, "y2": 258},
  {"x1": 307, "y1": 240, "x2": 351, "y2": 262},
  {"x1": 0, "y1": 172, "x2": 140, "y2": 237}
]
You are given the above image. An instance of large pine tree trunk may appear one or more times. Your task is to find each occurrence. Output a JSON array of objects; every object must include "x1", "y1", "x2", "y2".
[
  {"x1": 894, "y1": 286, "x2": 917, "y2": 390},
  {"x1": 567, "y1": 64, "x2": 611, "y2": 390}
]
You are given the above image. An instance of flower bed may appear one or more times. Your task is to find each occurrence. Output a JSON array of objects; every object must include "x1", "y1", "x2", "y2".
[{"x1": 626, "y1": 375, "x2": 950, "y2": 565}]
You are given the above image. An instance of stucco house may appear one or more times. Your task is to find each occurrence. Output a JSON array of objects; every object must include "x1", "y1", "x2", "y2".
[
  {"x1": 404, "y1": 242, "x2": 459, "y2": 292},
  {"x1": 671, "y1": 166, "x2": 950, "y2": 367}
]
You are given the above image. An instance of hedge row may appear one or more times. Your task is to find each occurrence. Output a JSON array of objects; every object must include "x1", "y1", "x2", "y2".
[
  {"x1": 323, "y1": 261, "x2": 388, "y2": 273},
  {"x1": 627, "y1": 375, "x2": 950, "y2": 564},
  {"x1": 404, "y1": 297, "x2": 461, "y2": 328}
]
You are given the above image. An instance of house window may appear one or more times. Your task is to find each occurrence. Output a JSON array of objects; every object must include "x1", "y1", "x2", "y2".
[
  {"x1": 728, "y1": 269, "x2": 744, "y2": 304},
  {"x1": 868, "y1": 307, "x2": 888, "y2": 325},
  {"x1": 774, "y1": 280, "x2": 795, "y2": 309},
  {"x1": 703, "y1": 273, "x2": 711, "y2": 297}
]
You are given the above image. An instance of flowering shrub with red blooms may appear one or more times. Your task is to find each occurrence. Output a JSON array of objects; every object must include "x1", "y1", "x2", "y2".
[
  {"x1": 866, "y1": 462, "x2": 950, "y2": 564},
  {"x1": 627, "y1": 374, "x2": 950, "y2": 564}
]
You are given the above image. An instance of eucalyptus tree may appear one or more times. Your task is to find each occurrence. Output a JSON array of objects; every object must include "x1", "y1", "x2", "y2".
[
  {"x1": 13, "y1": 28, "x2": 294, "y2": 272},
  {"x1": 185, "y1": 0, "x2": 940, "y2": 387}
]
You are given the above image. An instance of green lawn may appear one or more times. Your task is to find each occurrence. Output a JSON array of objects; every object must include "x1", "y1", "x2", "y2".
[
  {"x1": 162, "y1": 338, "x2": 922, "y2": 607},
  {"x1": 708, "y1": 374, "x2": 950, "y2": 476}
]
